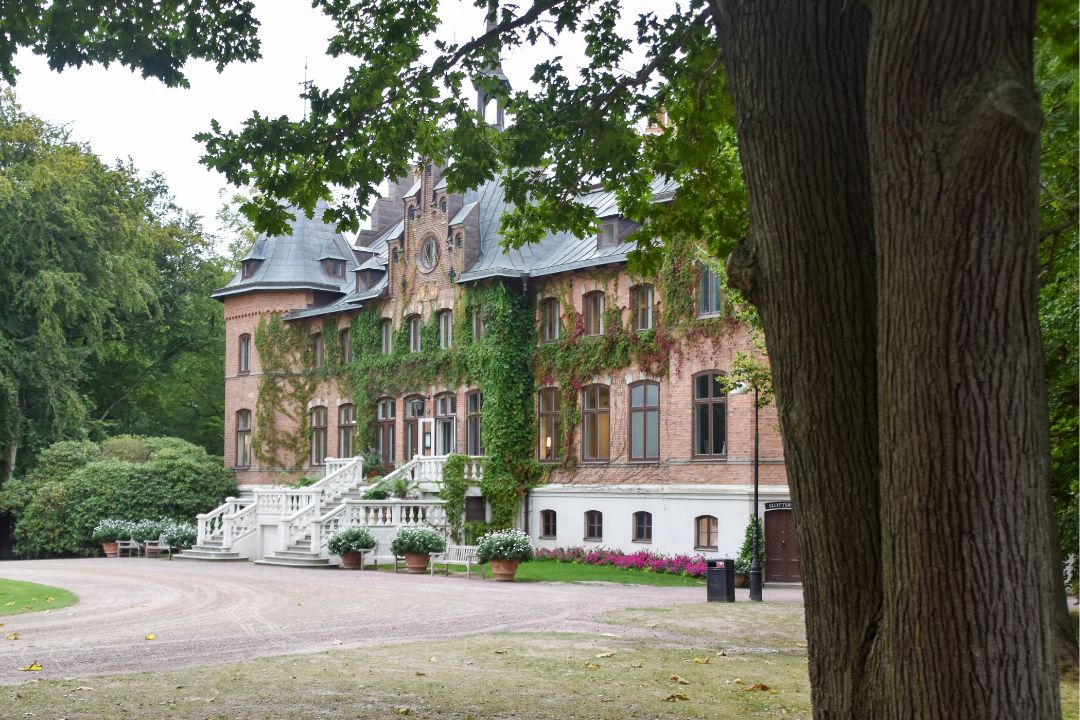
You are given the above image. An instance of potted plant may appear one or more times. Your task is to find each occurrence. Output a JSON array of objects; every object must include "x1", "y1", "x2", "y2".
[
  {"x1": 91, "y1": 518, "x2": 132, "y2": 557},
  {"x1": 390, "y1": 527, "x2": 446, "y2": 574},
  {"x1": 327, "y1": 527, "x2": 377, "y2": 569},
  {"x1": 476, "y1": 529, "x2": 534, "y2": 582}
]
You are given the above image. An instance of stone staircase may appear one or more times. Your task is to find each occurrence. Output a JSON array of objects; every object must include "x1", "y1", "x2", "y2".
[
  {"x1": 255, "y1": 539, "x2": 333, "y2": 568},
  {"x1": 176, "y1": 536, "x2": 250, "y2": 562}
]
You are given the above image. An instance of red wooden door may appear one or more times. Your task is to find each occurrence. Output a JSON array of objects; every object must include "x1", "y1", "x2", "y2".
[{"x1": 764, "y1": 509, "x2": 801, "y2": 582}]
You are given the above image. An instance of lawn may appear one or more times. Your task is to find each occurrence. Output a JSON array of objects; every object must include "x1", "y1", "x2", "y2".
[
  {"x1": 422, "y1": 558, "x2": 706, "y2": 587},
  {"x1": 0, "y1": 578, "x2": 78, "y2": 617}
]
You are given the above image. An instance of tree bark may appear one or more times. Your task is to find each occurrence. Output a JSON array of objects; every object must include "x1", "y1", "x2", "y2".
[
  {"x1": 719, "y1": 2, "x2": 885, "y2": 717},
  {"x1": 868, "y1": 1, "x2": 1060, "y2": 716}
]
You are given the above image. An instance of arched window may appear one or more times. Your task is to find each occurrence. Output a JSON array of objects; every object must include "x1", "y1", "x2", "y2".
[
  {"x1": 235, "y1": 410, "x2": 252, "y2": 468},
  {"x1": 538, "y1": 388, "x2": 562, "y2": 461},
  {"x1": 540, "y1": 297, "x2": 560, "y2": 342},
  {"x1": 380, "y1": 319, "x2": 393, "y2": 354},
  {"x1": 698, "y1": 268, "x2": 722, "y2": 316},
  {"x1": 310, "y1": 406, "x2": 328, "y2": 466},
  {"x1": 238, "y1": 334, "x2": 251, "y2": 374},
  {"x1": 404, "y1": 395, "x2": 425, "y2": 459},
  {"x1": 466, "y1": 391, "x2": 483, "y2": 456},
  {"x1": 584, "y1": 510, "x2": 603, "y2": 541},
  {"x1": 693, "y1": 371, "x2": 727, "y2": 457},
  {"x1": 438, "y1": 309, "x2": 453, "y2": 349},
  {"x1": 633, "y1": 511, "x2": 653, "y2": 543},
  {"x1": 583, "y1": 291, "x2": 605, "y2": 336},
  {"x1": 376, "y1": 397, "x2": 396, "y2": 467},
  {"x1": 582, "y1": 384, "x2": 610, "y2": 462},
  {"x1": 695, "y1": 515, "x2": 718, "y2": 550},
  {"x1": 338, "y1": 404, "x2": 356, "y2": 458},
  {"x1": 312, "y1": 333, "x2": 325, "y2": 369},
  {"x1": 407, "y1": 315, "x2": 422, "y2": 353},
  {"x1": 435, "y1": 392, "x2": 456, "y2": 455},
  {"x1": 631, "y1": 284, "x2": 654, "y2": 331},
  {"x1": 339, "y1": 328, "x2": 352, "y2": 364},
  {"x1": 540, "y1": 509, "x2": 557, "y2": 539},
  {"x1": 629, "y1": 381, "x2": 660, "y2": 461}
]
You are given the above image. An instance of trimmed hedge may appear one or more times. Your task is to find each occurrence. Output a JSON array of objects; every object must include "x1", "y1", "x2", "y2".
[{"x1": 0, "y1": 435, "x2": 236, "y2": 557}]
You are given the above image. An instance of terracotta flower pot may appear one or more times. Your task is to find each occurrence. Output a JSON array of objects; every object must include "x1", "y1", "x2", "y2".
[
  {"x1": 404, "y1": 552, "x2": 430, "y2": 574},
  {"x1": 102, "y1": 541, "x2": 118, "y2": 558},
  {"x1": 490, "y1": 559, "x2": 520, "y2": 582},
  {"x1": 340, "y1": 550, "x2": 366, "y2": 570},
  {"x1": 735, "y1": 573, "x2": 749, "y2": 589}
]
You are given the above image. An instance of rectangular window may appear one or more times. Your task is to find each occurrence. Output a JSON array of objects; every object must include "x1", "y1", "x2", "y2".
[
  {"x1": 311, "y1": 406, "x2": 328, "y2": 466},
  {"x1": 584, "y1": 292, "x2": 605, "y2": 336},
  {"x1": 408, "y1": 315, "x2": 422, "y2": 353},
  {"x1": 631, "y1": 285, "x2": 654, "y2": 331},
  {"x1": 585, "y1": 510, "x2": 603, "y2": 541},
  {"x1": 340, "y1": 328, "x2": 352, "y2": 364},
  {"x1": 238, "y1": 334, "x2": 251, "y2": 374},
  {"x1": 597, "y1": 222, "x2": 617, "y2": 248},
  {"x1": 376, "y1": 398, "x2": 396, "y2": 466},
  {"x1": 435, "y1": 393, "x2": 456, "y2": 455},
  {"x1": 582, "y1": 385, "x2": 610, "y2": 462},
  {"x1": 438, "y1": 310, "x2": 453, "y2": 349},
  {"x1": 338, "y1": 404, "x2": 355, "y2": 458},
  {"x1": 696, "y1": 515, "x2": 719, "y2": 550},
  {"x1": 629, "y1": 382, "x2": 660, "y2": 461},
  {"x1": 472, "y1": 309, "x2": 485, "y2": 341},
  {"x1": 540, "y1": 510, "x2": 557, "y2": 539},
  {"x1": 236, "y1": 410, "x2": 252, "y2": 468},
  {"x1": 466, "y1": 391, "x2": 483, "y2": 456},
  {"x1": 538, "y1": 388, "x2": 563, "y2": 461},
  {"x1": 633, "y1": 512, "x2": 652, "y2": 542},
  {"x1": 693, "y1": 372, "x2": 727, "y2": 457},
  {"x1": 312, "y1": 333, "x2": 324, "y2": 369},
  {"x1": 697, "y1": 269, "x2": 722, "y2": 316},
  {"x1": 540, "y1": 298, "x2": 560, "y2": 343},
  {"x1": 464, "y1": 496, "x2": 486, "y2": 523},
  {"x1": 381, "y1": 319, "x2": 393, "y2": 354}
]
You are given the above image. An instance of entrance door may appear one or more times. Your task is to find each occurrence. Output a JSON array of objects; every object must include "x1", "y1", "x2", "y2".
[{"x1": 764, "y1": 509, "x2": 800, "y2": 582}]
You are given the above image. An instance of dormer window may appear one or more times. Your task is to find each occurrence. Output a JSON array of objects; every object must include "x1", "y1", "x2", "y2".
[
  {"x1": 408, "y1": 205, "x2": 416, "y2": 221},
  {"x1": 323, "y1": 259, "x2": 345, "y2": 278},
  {"x1": 241, "y1": 259, "x2": 261, "y2": 279},
  {"x1": 598, "y1": 222, "x2": 617, "y2": 249}
]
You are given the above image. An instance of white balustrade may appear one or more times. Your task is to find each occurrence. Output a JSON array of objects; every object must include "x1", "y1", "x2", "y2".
[
  {"x1": 197, "y1": 496, "x2": 251, "y2": 545},
  {"x1": 223, "y1": 503, "x2": 257, "y2": 549}
]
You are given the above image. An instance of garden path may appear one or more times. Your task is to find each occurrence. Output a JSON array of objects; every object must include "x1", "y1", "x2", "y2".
[{"x1": 0, "y1": 558, "x2": 802, "y2": 683}]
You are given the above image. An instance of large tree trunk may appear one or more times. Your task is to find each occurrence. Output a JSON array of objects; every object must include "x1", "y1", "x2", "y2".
[
  {"x1": 719, "y1": 1, "x2": 885, "y2": 717},
  {"x1": 868, "y1": 1, "x2": 1059, "y2": 717},
  {"x1": 721, "y1": 0, "x2": 1061, "y2": 717}
]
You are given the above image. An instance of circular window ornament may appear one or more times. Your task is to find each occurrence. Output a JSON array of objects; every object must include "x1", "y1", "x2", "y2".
[{"x1": 417, "y1": 234, "x2": 440, "y2": 273}]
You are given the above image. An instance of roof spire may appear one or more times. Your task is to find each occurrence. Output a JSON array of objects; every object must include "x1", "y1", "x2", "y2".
[{"x1": 474, "y1": 0, "x2": 508, "y2": 130}]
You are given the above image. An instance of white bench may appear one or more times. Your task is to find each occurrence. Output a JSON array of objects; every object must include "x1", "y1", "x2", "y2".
[{"x1": 430, "y1": 545, "x2": 486, "y2": 578}]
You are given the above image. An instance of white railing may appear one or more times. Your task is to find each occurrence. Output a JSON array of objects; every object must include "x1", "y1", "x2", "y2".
[
  {"x1": 314, "y1": 499, "x2": 448, "y2": 551},
  {"x1": 279, "y1": 500, "x2": 321, "y2": 551},
  {"x1": 222, "y1": 502, "x2": 257, "y2": 549},
  {"x1": 315, "y1": 456, "x2": 365, "y2": 503},
  {"x1": 197, "y1": 496, "x2": 251, "y2": 545},
  {"x1": 254, "y1": 487, "x2": 322, "y2": 517}
]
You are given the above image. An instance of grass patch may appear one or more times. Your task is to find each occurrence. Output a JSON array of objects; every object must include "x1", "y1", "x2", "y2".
[
  {"x1": 0, "y1": 578, "x2": 77, "y2": 617},
  {"x1": 420, "y1": 558, "x2": 705, "y2": 587}
]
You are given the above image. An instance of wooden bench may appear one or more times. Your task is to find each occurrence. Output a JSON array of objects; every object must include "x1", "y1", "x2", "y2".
[
  {"x1": 142, "y1": 534, "x2": 172, "y2": 559},
  {"x1": 430, "y1": 545, "x2": 486, "y2": 578},
  {"x1": 116, "y1": 539, "x2": 142, "y2": 557},
  {"x1": 373, "y1": 540, "x2": 405, "y2": 572}
]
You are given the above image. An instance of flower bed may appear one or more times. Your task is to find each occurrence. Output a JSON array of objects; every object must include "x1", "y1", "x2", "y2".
[{"x1": 533, "y1": 547, "x2": 708, "y2": 578}]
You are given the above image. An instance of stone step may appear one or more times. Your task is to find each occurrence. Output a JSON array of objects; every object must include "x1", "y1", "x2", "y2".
[
  {"x1": 201, "y1": 539, "x2": 224, "y2": 547},
  {"x1": 254, "y1": 555, "x2": 336, "y2": 568},
  {"x1": 275, "y1": 548, "x2": 323, "y2": 559},
  {"x1": 174, "y1": 548, "x2": 248, "y2": 561}
]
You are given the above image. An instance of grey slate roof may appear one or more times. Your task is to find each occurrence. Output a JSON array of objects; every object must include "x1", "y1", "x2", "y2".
[{"x1": 212, "y1": 201, "x2": 358, "y2": 299}]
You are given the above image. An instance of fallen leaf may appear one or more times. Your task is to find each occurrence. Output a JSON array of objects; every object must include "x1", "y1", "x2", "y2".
[
  {"x1": 429, "y1": 657, "x2": 436, "y2": 662},
  {"x1": 733, "y1": 677, "x2": 745, "y2": 684},
  {"x1": 75, "y1": 686, "x2": 93, "y2": 691},
  {"x1": 662, "y1": 692, "x2": 689, "y2": 702},
  {"x1": 144, "y1": 634, "x2": 156, "y2": 641},
  {"x1": 647, "y1": 622, "x2": 658, "y2": 628},
  {"x1": 744, "y1": 683, "x2": 771, "y2": 692},
  {"x1": 18, "y1": 662, "x2": 43, "y2": 672},
  {"x1": 4, "y1": 601, "x2": 14, "y2": 606},
  {"x1": 493, "y1": 650, "x2": 507, "y2": 655},
  {"x1": 393, "y1": 707, "x2": 411, "y2": 716},
  {"x1": 595, "y1": 652, "x2": 615, "y2": 658},
  {"x1": 583, "y1": 661, "x2": 600, "y2": 670},
  {"x1": 692, "y1": 657, "x2": 712, "y2": 664},
  {"x1": 717, "y1": 650, "x2": 727, "y2": 656},
  {"x1": 414, "y1": 671, "x2": 426, "y2": 677},
  {"x1": 45, "y1": 597, "x2": 54, "y2": 603},
  {"x1": 6, "y1": 633, "x2": 17, "y2": 641},
  {"x1": 670, "y1": 675, "x2": 690, "y2": 685},
  {"x1": 630, "y1": 660, "x2": 645, "y2": 668}
]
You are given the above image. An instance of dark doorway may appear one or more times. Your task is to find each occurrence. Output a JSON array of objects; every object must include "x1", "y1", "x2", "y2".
[{"x1": 764, "y1": 508, "x2": 801, "y2": 582}]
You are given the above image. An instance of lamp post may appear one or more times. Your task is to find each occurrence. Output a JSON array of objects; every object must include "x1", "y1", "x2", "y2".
[{"x1": 730, "y1": 382, "x2": 763, "y2": 601}]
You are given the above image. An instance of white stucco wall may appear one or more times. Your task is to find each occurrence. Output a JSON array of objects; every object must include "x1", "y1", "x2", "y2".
[{"x1": 526, "y1": 484, "x2": 790, "y2": 558}]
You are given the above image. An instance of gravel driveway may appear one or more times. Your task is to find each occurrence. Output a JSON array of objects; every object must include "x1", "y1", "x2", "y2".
[{"x1": 0, "y1": 558, "x2": 801, "y2": 684}]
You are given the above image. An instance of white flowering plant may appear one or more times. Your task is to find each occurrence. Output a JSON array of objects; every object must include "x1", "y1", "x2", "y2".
[
  {"x1": 390, "y1": 527, "x2": 446, "y2": 556},
  {"x1": 161, "y1": 519, "x2": 197, "y2": 548},
  {"x1": 475, "y1": 529, "x2": 534, "y2": 563},
  {"x1": 327, "y1": 527, "x2": 376, "y2": 555},
  {"x1": 91, "y1": 518, "x2": 135, "y2": 543}
]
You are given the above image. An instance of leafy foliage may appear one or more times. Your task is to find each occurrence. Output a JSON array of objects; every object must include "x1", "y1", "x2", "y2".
[
  {"x1": 475, "y1": 528, "x2": 534, "y2": 563},
  {"x1": 734, "y1": 516, "x2": 765, "y2": 577},
  {"x1": 390, "y1": 527, "x2": 446, "y2": 556},
  {"x1": 327, "y1": 526, "x2": 376, "y2": 554},
  {"x1": 0, "y1": 435, "x2": 235, "y2": 557}
]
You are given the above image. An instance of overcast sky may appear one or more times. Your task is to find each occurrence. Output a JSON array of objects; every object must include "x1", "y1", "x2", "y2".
[{"x1": 13, "y1": 1, "x2": 644, "y2": 245}]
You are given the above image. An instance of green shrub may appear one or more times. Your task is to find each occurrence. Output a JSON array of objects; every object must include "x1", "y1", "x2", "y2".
[
  {"x1": 293, "y1": 476, "x2": 317, "y2": 487},
  {"x1": 734, "y1": 516, "x2": 765, "y2": 576},
  {"x1": 390, "y1": 527, "x2": 445, "y2": 556},
  {"x1": 327, "y1": 527, "x2": 376, "y2": 555},
  {"x1": 1, "y1": 435, "x2": 236, "y2": 557}
]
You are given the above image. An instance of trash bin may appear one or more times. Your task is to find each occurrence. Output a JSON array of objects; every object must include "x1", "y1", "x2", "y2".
[{"x1": 706, "y1": 557, "x2": 736, "y2": 602}]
